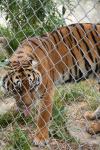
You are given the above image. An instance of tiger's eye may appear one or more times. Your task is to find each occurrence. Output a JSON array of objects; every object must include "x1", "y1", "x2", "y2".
[
  {"x1": 16, "y1": 76, "x2": 19, "y2": 79},
  {"x1": 28, "y1": 74, "x2": 31, "y2": 77}
]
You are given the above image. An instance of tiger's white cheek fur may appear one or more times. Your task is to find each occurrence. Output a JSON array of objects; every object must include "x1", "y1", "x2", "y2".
[
  {"x1": 1, "y1": 79, "x2": 7, "y2": 93},
  {"x1": 3, "y1": 76, "x2": 9, "y2": 90},
  {"x1": 28, "y1": 74, "x2": 34, "y2": 87},
  {"x1": 15, "y1": 79, "x2": 21, "y2": 87},
  {"x1": 1, "y1": 75, "x2": 9, "y2": 93},
  {"x1": 4, "y1": 79, "x2": 8, "y2": 90},
  {"x1": 12, "y1": 75, "x2": 22, "y2": 88},
  {"x1": 27, "y1": 70, "x2": 42, "y2": 91}
]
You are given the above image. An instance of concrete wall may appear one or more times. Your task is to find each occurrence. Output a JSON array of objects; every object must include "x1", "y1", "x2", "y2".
[{"x1": 56, "y1": 0, "x2": 100, "y2": 25}]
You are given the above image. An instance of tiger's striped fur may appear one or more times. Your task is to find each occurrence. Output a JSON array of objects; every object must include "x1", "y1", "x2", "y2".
[{"x1": 2, "y1": 23, "x2": 100, "y2": 145}]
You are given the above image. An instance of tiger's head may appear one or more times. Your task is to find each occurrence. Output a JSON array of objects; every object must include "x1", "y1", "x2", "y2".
[{"x1": 2, "y1": 60, "x2": 42, "y2": 106}]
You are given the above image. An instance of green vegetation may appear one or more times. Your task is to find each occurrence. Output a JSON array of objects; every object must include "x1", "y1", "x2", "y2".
[
  {"x1": 0, "y1": 113, "x2": 14, "y2": 128},
  {"x1": 50, "y1": 97, "x2": 76, "y2": 142},
  {"x1": 0, "y1": 109, "x2": 35, "y2": 149},
  {"x1": 0, "y1": 106, "x2": 36, "y2": 128},
  {"x1": 0, "y1": 53, "x2": 6, "y2": 61},
  {"x1": 15, "y1": 109, "x2": 36, "y2": 128},
  {"x1": 53, "y1": 80, "x2": 99, "y2": 110},
  {"x1": 0, "y1": 0, "x2": 68, "y2": 54},
  {"x1": 9, "y1": 124, "x2": 31, "y2": 150},
  {"x1": 49, "y1": 80, "x2": 99, "y2": 141}
]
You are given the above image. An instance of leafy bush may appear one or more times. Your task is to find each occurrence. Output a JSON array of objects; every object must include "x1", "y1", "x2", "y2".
[{"x1": 0, "y1": 0, "x2": 66, "y2": 54}]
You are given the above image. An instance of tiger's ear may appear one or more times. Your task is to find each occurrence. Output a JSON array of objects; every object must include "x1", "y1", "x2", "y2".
[
  {"x1": 32, "y1": 60, "x2": 38, "y2": 69},
  {"x1": 3, "y1": 59, "x2": 12, "y2": 70}
]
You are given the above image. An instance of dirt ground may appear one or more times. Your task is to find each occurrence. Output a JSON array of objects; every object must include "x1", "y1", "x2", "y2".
[
  {"x1": 0, "y1": 126, "x2": 99, "y2": 150},
  {"x1": 0, "y1": 68, "x2": 100, "y2": 150},
  {"x1": 0, "y1": 101, "x2": 100, "y2": 150}
]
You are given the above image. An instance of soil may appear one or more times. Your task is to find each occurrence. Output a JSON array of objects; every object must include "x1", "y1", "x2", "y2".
[
  {"x1": 66, "y1": 102, "x2": 100, "y2": 148},
  {"x1": 0, "y1": 68, "x2": 99, "y2": 149},
  {"x1": 0, "y1": 101, "x2": 100, "y2": 150}
]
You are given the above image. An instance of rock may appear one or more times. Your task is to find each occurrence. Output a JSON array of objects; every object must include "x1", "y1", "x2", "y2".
[
  {"x1": 0, "y1": 68, "x2": 16, "y2": 116},
  {"x1": 0, "y1": 97, "x2": 16, "y2": 115}
]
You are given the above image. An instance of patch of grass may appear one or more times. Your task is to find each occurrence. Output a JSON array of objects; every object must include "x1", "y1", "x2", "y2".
[
  {"x1": 15, "y1": 110, "x2": 36, "y2": 128},
  {"x1": 68, "y1": 81, "x2": 100, "y2": 110},
  {"x1": 0, "y1": 113, "x2": 14, "y2": 128},
  {"x1": 50, "y1": 93, "x2": 76, "y2": 142},
  {"x1": 9, "y1": 124, "x2": 31, "y2": 150},
  {"x1": 3, "y1": 145, "x2": 14, "y2": 150},
  {"x1": 54, "y1": 80, "x2": 99, "y2": 110},
  {"x1": 53, "y1": 84, "x2": 84, "y2": 105},
  {"x1": 50, "y1": 80, "x2": 99, "y2": 141},
  {"x1": 0, "y1": 90, "x2": 4, "y2": 99},
  {"x1": 0, "y1": 54, "x2": 6, "y2": 61},
  {"x1": 0, "y1": 104, "x2": 35, "y2": 129}
]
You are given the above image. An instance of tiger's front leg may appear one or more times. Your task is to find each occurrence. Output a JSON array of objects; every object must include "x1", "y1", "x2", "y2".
[{"x1": 33, "y1": 90, "x2": 53, "y2": 146}]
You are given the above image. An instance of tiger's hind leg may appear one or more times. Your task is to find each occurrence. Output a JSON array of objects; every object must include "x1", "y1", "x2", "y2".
[
  {"x1": 86, "y1": 121, "x2": 100, "y2": 134},
  {"x1": 84, "y1": 76, "x2": 100, "y2": 120},
  {"x1": 84, "y1": 106, "x2": 100, "y2": 120},
  {"x1": 84, "y1": 107, "x2": 100, "y2": 134},
  {"x1": 84, "y1": 76, "x2": 100, "y2": 134}
]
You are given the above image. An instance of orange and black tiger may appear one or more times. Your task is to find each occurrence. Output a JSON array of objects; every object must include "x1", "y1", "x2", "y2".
[{"x1": 2, "y1": 23, "x2": 100, "y2": 146}]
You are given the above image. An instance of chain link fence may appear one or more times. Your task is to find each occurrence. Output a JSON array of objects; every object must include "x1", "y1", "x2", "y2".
[{"x1": 0, "y1": 0, "x2": 100, "y2": 149}]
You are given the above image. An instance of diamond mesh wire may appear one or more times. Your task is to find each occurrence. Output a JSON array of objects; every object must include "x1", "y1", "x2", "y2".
[{"x1": 0, "y1": 0, "x2": 100, "y2": 149}]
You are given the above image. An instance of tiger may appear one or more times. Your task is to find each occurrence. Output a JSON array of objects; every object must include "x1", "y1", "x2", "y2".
[{"x1": 2, "y1": 23, "x2": 100, "y2": 146}]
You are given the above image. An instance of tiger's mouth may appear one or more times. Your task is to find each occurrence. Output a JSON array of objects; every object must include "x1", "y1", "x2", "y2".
[
  {"x1": 16, "y1": 105, "x2": 30, "y2": 117},
  {"x1": 23, "y1": 106, "x2": 30, "y2": 117},
  {"x1": 16, "y1": 99, "x2": 31, "y2": 117}
]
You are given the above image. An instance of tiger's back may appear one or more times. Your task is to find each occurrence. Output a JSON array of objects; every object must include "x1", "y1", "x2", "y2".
[
  {"x1": 40, "y1": 23, "x2": 100, "y2": 85},
  {"x1": 8, "y1": 23, "x2": 100, "y2": 86}
]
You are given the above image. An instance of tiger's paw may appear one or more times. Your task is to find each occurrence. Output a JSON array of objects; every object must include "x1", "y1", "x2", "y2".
[
  {"x1": 86, "y1": 121, "x2": 100, "y2": 135},
  {"x1": 84, "y1": 111, "x2": 95, "y2": 120},
  {"x1": 33, "y1": 129, "x2": 49, "y2": 146},
  {"x1": 33, "y1": 136, "x2": 49, "y2": 147}
]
